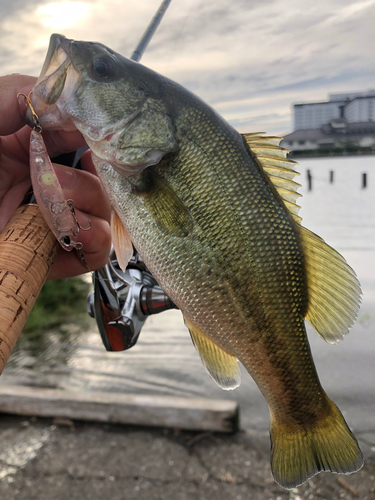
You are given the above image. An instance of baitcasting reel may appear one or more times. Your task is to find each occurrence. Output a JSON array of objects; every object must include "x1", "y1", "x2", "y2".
[{"x1": 87, "y1": 249, "x2": 177, "y2": 351}]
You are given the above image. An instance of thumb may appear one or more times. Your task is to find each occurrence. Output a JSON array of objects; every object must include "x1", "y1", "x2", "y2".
[{"x1": 0, "y1": 74, "x2": 36, "y2": 136}]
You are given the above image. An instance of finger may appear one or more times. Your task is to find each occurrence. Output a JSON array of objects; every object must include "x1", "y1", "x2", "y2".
[
  {"x1": 80, "y1": 149, "x2": 97, "y2": 176},
  {"x1": 0, "y1": 75, "x2": 36, "y2": 135},
  {"x1": 43, "y1": 129, "x2": 86, "y2": 158},
  {"x1": 0, "y1": 74, "x2": 86, "y2": 157},
  {"x1": 48, "y1": 215, "x2": 111, "y2": 280},
  {"x1": 0, "y1": 178, "x2": 31, "y2": 232},
  {"x1": 54, "y1": 163, "x2": 112, "y2": 223}
]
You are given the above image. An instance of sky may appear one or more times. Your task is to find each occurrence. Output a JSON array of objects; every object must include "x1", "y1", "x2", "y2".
[{"x1": 0, "y1": 0, "x2": 374, "y2": 135}]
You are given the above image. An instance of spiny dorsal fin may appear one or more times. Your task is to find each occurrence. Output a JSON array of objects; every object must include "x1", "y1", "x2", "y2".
[
  {"x1": 184, "y1": 318, "x2": 240, "y2": 390},
  {"x1": 299, "y1": 226, "x2": 362, "y2": 343},
  {"x1": 243, "y1": 133, "x2": 302, "y2": 223}
]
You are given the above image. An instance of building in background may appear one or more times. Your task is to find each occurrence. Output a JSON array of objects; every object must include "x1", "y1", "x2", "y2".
[
  {"x1": 281, "y1": 90, "x2": 375, "y2": 154},
  {"x1": 293, "y1": 90, "x2": 375, "y2": 130},
  {"x1": 345, "y1": 96, "x2": 375, "y2": 123}
]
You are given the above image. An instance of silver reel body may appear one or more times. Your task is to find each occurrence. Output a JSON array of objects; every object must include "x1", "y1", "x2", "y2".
[{"x1": 87, "y1": 250, "x2": 177, "y2": 351}]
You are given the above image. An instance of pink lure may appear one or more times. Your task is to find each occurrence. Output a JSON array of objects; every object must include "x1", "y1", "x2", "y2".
[{"x1": 29, "y1": 129, "x2": 79, "y2": 251}]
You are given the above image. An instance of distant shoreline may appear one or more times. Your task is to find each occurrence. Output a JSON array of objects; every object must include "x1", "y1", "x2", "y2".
[{"x1": 288, "y1": 147, "x2": 375, "y2": 159}]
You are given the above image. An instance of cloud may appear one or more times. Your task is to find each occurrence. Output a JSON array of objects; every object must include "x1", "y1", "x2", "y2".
[{"x1": 0, "y1": 0, "x2": 373, "y2": 134}]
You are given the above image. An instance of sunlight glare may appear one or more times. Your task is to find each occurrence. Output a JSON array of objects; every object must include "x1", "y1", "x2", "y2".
[{"x1": 37, "y1": 2, "x2": 91, "y2": 30}]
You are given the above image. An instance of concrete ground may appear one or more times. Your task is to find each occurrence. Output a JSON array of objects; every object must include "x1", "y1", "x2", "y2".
[{"x1": 0, "y1": 414, "x2": 374, "y2": 500}]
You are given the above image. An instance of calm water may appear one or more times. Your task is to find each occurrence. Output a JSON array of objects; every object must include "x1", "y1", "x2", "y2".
[{"x1": 2, "y1": 155, "x2": 375, "y2": 432}]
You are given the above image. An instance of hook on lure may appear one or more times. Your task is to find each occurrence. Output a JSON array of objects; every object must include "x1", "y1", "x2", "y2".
[
  {"x1": 17, "y1": 92, "x2": 91, "y2": 268},
  {"x1": 17, "y1": 92, "x2": 42, "y2": 133},
  {"x1": 67, "y1": 199, "x2": 92, "y2": 232}
]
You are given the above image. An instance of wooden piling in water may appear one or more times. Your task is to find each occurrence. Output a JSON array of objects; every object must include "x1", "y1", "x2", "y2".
[
  {"x1": 307, "y1": 169, "x2": 312, "y2": 191},
  {"x1": 362, "y1": 173, "x2": 367, "y2": 188}
]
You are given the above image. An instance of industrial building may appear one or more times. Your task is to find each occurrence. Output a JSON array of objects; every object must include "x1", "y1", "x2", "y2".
[{"x1": 281, "y1": 90, "x2": 375, "y2": 153}]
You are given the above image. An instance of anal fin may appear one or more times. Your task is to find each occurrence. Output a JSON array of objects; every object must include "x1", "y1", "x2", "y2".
[{"x1": 185, "y1": 318, "x2": 240, "y2": 390}]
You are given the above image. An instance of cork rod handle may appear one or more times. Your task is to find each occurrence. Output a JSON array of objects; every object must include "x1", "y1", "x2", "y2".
[{"x1": 0, "y1": 204, "x2": 58, "y2": 374}]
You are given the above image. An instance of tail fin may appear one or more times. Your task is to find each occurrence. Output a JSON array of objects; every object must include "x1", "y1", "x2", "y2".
[{"x1": 270, "y1": 398, "x2": 364, "y2": 489}]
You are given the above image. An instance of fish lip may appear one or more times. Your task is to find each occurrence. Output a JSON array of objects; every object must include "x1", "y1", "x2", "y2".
[
  {"x1": 34, "y1": 34, "x2": 72, "y2": 104},
  {"x1": 30, "y1": 34, "x2": 79, "y2": 131},
  {"x1": 38, "y1": 34, "x2": 72, "y2": 82}
]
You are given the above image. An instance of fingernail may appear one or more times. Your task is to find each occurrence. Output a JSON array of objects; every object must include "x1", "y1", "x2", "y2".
[{"x1": 55, "y1": 167, "x2": 76, "y2": 189}]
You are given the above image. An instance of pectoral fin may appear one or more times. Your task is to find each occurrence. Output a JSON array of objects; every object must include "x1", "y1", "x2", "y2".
[
  {"x1": 137, "y1": 170, "x2": 193, "y2": 237},
  {"x1": 111, "y1": 209, "x2": 133, "y2": 271},
  {"x1": 185, "y1": 318, "x2": 240, "y2": 390}
]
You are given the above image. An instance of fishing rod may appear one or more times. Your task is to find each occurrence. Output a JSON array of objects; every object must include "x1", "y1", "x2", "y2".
[
  {"x1": 0, "y1": 0, "x2": 173, "y2": 373},
  {"x1": 131, "y1": 0, "x2": 172, "y2": 62}
]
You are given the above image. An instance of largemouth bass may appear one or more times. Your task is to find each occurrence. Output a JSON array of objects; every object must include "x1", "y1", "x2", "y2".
[{"x1": 30, "y1": 34, "x2": 363, "y2": 489}]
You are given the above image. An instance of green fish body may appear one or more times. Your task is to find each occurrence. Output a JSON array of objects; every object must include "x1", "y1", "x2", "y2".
[{"x1": 31, "y1": 34, "x2": 363, "y2": 488}]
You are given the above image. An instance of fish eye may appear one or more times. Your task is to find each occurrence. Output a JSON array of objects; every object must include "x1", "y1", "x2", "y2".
[{"x1": 91, "y1": 57, "x2": 115, "y2": 79}]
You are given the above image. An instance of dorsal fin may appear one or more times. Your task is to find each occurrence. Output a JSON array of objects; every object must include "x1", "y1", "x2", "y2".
[
  {"x1": 184, "y1": 318, "x2": 240, "y2": 390},
  {"x1": 243, "y1": 133, "x2": 302, "y2": 223},
  {"x1": 299, "y1": 226, "x2": 362, "y2": 343},
  {"x1": 243, "y1": 133, "x2": 361, "y2": 343}
]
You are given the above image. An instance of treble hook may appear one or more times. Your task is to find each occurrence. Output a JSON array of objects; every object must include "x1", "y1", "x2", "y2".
[
  {"x1": 17, "y1": 91, "x2": 42, "y2": 133},
  {"x1": 67, "y1": 199, "x2": 92, "y2": 232}
]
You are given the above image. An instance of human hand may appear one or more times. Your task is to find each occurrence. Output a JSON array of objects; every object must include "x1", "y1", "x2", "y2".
[{"x1": 0, "y1": 74, "x2": 111, "y2": 279}]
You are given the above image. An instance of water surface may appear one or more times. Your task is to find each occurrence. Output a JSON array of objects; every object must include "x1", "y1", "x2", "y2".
[{"x1": 2, "y1": 155, "x2": 375, "y2": 432}]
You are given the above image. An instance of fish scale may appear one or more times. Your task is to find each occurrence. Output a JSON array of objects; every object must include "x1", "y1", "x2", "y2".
[
  {"x1": 95, "y1": 84, "x2": 358, "y2": 476},
  {"x1": 117, "y1": 100, "x2": 318, "y2": 422},
  {"x1": 31, "y1": 34, "x2": 363, "y2": 489}
]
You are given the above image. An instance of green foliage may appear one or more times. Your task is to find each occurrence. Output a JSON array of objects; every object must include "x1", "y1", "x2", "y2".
[
  {"x1": 337, "y1": 138, "x2": 360, "y2": 149},
  {"x1": 23, "y1": 277, "x2": 91, "y2": 335}
]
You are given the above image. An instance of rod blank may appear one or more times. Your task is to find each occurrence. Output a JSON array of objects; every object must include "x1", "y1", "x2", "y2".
[{"x1": 131, "y1": 0, "x2": 172, "y2": 62}]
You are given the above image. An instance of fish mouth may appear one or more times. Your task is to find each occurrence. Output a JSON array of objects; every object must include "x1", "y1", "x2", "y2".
[
  {"x1": 36, "y1": 34, "x2": 72, "y2": 104},
  {"x1": 29, "y1": 34, "x2": 82, "y2": 131}
]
